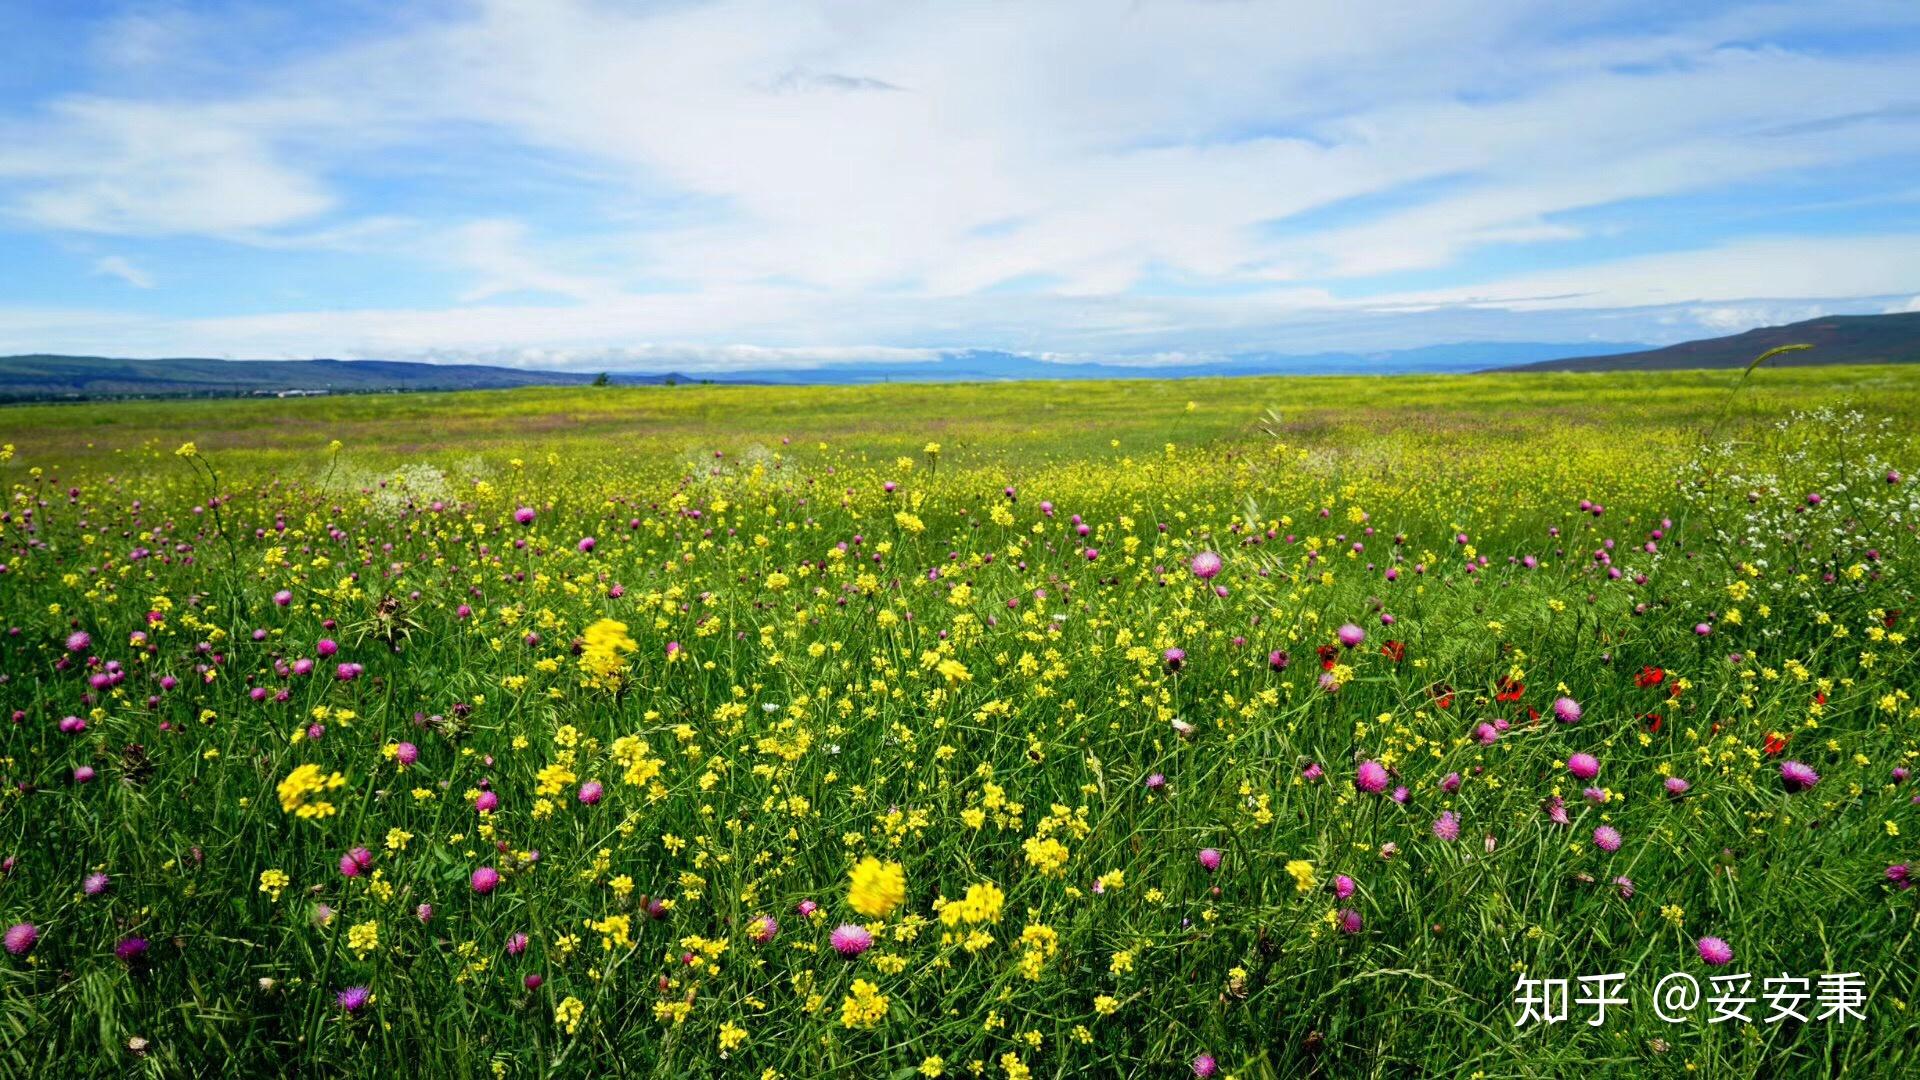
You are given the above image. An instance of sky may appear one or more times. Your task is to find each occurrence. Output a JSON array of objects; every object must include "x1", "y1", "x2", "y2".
[{"x1": 2, "y1": 0, "x2": 1920, "y2": 372}]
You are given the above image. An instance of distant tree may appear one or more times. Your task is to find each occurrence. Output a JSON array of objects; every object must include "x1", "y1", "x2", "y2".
[{"x1": 592, "y1": 372, "x2": 610, "y2": 387}]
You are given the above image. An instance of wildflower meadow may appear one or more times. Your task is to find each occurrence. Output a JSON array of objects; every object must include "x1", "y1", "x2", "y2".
[{"x1": 2, "y1": 365, "x2": 1919, "y2": 1077}]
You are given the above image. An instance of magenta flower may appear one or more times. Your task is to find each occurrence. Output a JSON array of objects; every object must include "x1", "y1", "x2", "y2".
[
  {"x1": 514, "y1": 507, "x2": 536, "y2": 526},
  {"x1": 1355, "y1": 760, "x2": 1389, "y2": 794},
  {"x1": 1551, "y1": 697, "x2": 1582, "y2": 724},
  {"x1": 1665, "y1": 776, "x2": 1691, "y2": 797},
  {"x1": 1192, "y1": 1053, "x2": 1219, "y2": 1078},
  {"x1": 1197, "y1": 848, "x2": 1222, "y2": 872},
  {"x1": 1567, "y1": 753, "x2": 1599, "y2": 781},
  {"x1": 1190, "y1": 551, "x2": 1223, "y2": 580},
  {"x1": 1592, "y1": 825, "x2": 1622, "y2": 852},
  {"x1": 1697, "y1": 937, "x2": 1733, "y2": 966},
  {"x1": 1780, "y1": 760, "x2": 1820, "y2": 792},
  {"x1": 1336, "y1": 908, "x2": 1363, "y2": 934},
  {"x1": 1334, "y1": 874, "x2": 1356, "y2": 900},
  {"x1": 1432, "y1": 811, "x2": 1461, "y2": 842},
  {"x1": 470, "y1": 866, "x2": 501, "y2": 894},
  {"x1": 115, "y1": 937, "x2": 149, "y2": 963},
  {"x1": 4, "y1": 923, "x2": 37, "y2": 956},
  {"x1": 83, "y1": 872, "x2": 111, "y2": 896},
  {"x1": 65, "y1": 631, "x2": 92, "y2": 653},
  {"x1": 475, "y1": 790, "x2": 499, "y2": 814},
  {"x1": 577, "y1": 781, "x2": 604, "y2": 805},
  {"x1": 316, "y1": 639, "x2": 338, "y2": 657},
  {"x1": 577, "y1": 536, "x2": 596, "y2": 553},
  {"x1": 749, "y1": 915, "x2": 779, "y2": 944},
  {"x1": 394, "y1": 742, "x2": 419, "y2": 768},
  {"x1": 337, "y1": 986, "x2": 371, "y2": 1013},
  {"x1": 506, "y1": 932, "x2": 529, "y2": 956},
  {"x1": 830, "y1": 924, "x2": 873, "y2": 956},
  {"x1": 1337, "y1": 623, "x2": 1365, "y2": 648}
]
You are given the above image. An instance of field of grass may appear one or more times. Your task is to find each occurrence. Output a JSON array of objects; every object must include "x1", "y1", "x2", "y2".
[{"x1": 2, "y1": 366, "x2": 1919, "y2": 1077}]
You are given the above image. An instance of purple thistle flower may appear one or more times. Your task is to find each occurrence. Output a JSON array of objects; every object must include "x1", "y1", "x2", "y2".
[
  {"x1": 1190, "y1": 551, "x2": 1223, "y2": 580},
  {"x1": 514, "y1": 507, "x2": 536, "y2": 526},
  {"x1": 506, "y1": 932, "x2": 529, "y2": 956},
  {"x1": 750, "y1": 915, "x2": 779, "y2": 944},
  {"x1": 1567, "y1": 753, "x2": 1599, "y2": 780},
  {"x1": 1432, "y1": 811, "x2": 1460, "y2": 842},
  {"x1": 1780, "y1": 760, "x2": 1820, "y2": 792},
  {"x1": 1593, "y1": 825, "x2": 1623, "y2": 852},
  {"x1": 4, "y1": 923, "x2": 37, "y2": 955},
  {"x1": 65, "y1": 631, "x2": 92, "y2": 653},
  {"x1": 115, "y1": 937, "x2": 149, "y2": 963},
  {"x1": 83, "y1": 872, "x2": 110, "y2": 896},
  {"x1": 1162, "y1": 647, "x2": 1185, "y2": 671},
  {"x1": 1192, "y1": 1053, "x2": 1219, "y2": 1078},
  {"x1": 336, "y1": 986, "x2": 371, "y2": 1013},
  {"x1": 1697, "y1": 936, "x2": 1733, "y2": 966},
  {"x1": 830, "y1": 924, "x2": 873, "y2": 957},
  {"x1": 1664, "y1": 776, "x2": 1691, "y2": 798},
  {"x1": 1334, "y1": 874, "x2": 1356, "y2": 900},
  {"x1": 1144, "y1": 773, "x2": 1166, "y2": 792},
  {"x1": 1551, "y1": 697, "x2": 1582, "y2": 724},
  {"x1": 1354, "y1": 760, "x2": 1389, "y2": 794},
  {"x1": 577, "y1": 781, "x2": 604, "y2": 806},
  {"x1": 470, "y1": 866, "x2": 501, "y2": 894},
  {"x1": 1336, "y1": 908, "x2": 1363, "y2": 935},
  {"x1": 1888, "y1": 864, "x2": 1912, "y2": 890},
  {"x1": 1337, "y1": 623, "x2": 1365, "y2": 648},
  {"x1": 1197, "y1": 848, "x2": 1222, "y2": 872}
]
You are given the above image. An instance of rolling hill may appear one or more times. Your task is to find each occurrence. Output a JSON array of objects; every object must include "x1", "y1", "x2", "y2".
[{"x1": 1496, "y1": 311, "x2": 1920, "y2": 372}]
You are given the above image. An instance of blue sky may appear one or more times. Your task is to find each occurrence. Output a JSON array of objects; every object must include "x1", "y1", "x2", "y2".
[{"x1": 1, "y1": 0, "x2": 1919, "y2": 370}]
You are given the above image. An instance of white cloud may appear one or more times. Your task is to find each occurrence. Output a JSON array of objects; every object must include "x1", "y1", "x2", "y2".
[
  {"x1": 91, "y1": 254, "x2": 153, "y2": 289},
  {"x1": 2, "y1": 1, "x2": 1919, "y2": 359}
]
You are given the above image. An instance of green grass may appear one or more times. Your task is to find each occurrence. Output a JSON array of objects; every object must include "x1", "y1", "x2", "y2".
[{"x1": 0, "y1": 367, "x2": 1917, "y2": 1077}]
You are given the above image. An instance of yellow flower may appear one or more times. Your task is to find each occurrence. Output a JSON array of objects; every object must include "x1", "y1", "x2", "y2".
[
  {"x1": 1285, "y1": 859, "x2": 1316, "y2": 894},
  {"x1": 554, "y1": 996, "x2": 586, "y2": 1034},
  {"x1": 347, "y1": 920, "x2": 379, "y2": 957},
  {"x1": 847, "y1": 857, "x2": 906, "y2": 918},
  {"x1": 258, "y1": 868, "x2": 290, "y2": 901},
  {"x1": 276, "y1": 763, "x2": 346, "y2": 820},
  {"x1": 174, "y1": 442, "x2": 197, "y2": 458},
  {"x1": 839, "y1": 979, "x2": 890, "y2": 1029}
]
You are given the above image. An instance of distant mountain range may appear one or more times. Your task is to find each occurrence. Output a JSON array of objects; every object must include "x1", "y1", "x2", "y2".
[
  {"x1": 0, "y1": 342, "x2": 1634, "y2": 400},
  {"x1": 2, "y1": 312, "x2": 1915, "y2": 400},
  {"x1": 1495, "y1": 311, "x2": 1920, "y2": 372}
]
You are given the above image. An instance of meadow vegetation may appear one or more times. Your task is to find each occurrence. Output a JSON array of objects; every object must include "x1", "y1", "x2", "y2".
[{"x1": 2, "y1": 366, "x2": 1918, "y2": 1076}]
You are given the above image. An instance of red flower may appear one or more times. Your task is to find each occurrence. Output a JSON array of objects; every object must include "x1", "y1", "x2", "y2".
[
  {"x1": 1886, "y1": 610, "x2": 1902, "y2": 630},
  {"x1": 1428, "y1": 682, "x2": 1455, "y2": 709},
  {"x1": 1763, "y1": 732, "x2": 1790, "y2": 755},
  {"x1": 1380, "y1": 640, "x2": 1405, "y2": 663},
  {"x1": 1316, "y1": 644, "x2": 1340, "y2": 671},
  {"x1": 1495, "y1": 676, "x2": 1525, "y2": 702},
  {"x1": 1641, "y1": 713, "x2": 1663, "y2": 734},
  {"x1": 1813, "y1": 691, "x2": 1828, "y2": 706},
  {"x1": 1635, "y1": 665, "x2": 1665, "y2": 688}
]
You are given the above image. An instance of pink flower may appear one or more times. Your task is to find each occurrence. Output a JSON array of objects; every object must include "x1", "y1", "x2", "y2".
[
  {"x1": 1592, "y1": 825, "x2": 1623, "y2": 852},
  {"x1": 1780, "y1": 760, "x2": 1820, "y2": 792},
  {"x1": 394, "y1": 742, "x2": 419, "y2": 767},
  {"x1": 4, "y1": 923, "x2": 37, "y2": 956},
  {"x1": 1551, "y1": 697, "x2": 1581, "y2": 724},
  {"x1": 513, "y1": 507, "x2": 536, "y2": 526},
  {"x1": 1354, "y1": 760, "x2": 1389, "y2": 794},
  {"x1": 1697, "y1": 936, "x2": 1733, "y2": 966},
  {"x1": 1197, "y1": 848, "x2": 1222, "y2": 872},
  {"x1": 1337, "y1": 623, "x2": 1365, "y2": 648},
  {"x1": 1567, "y1": 753, "x2": 1599, "y2": 781},
  {"x1": 474, "y1": 790, "x2": 499, "y2": 814},
  {"x1": 471, "y1": 866, "x2": 501, "y2": 894},
  {"x1": 1192, "y1": 1054, "x2": 1219, "y2": 1078},
  {"x1": 1190, "y1": 551, "x2": 1223, "y2": 580},
  {"x1": 830, "y1": 924, "x2": 872, "y2": 956},
  {"x1": 577, "y1": 781, "x2": 604, "y2": 805},
  {"x1": 1432, "y1": 811, "x2": 1460, "y2": 841}
]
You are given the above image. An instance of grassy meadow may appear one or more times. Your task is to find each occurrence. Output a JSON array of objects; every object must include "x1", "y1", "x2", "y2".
[{"x1": 2, "y1": 365, "x2": 1919, "y2": 1076}]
